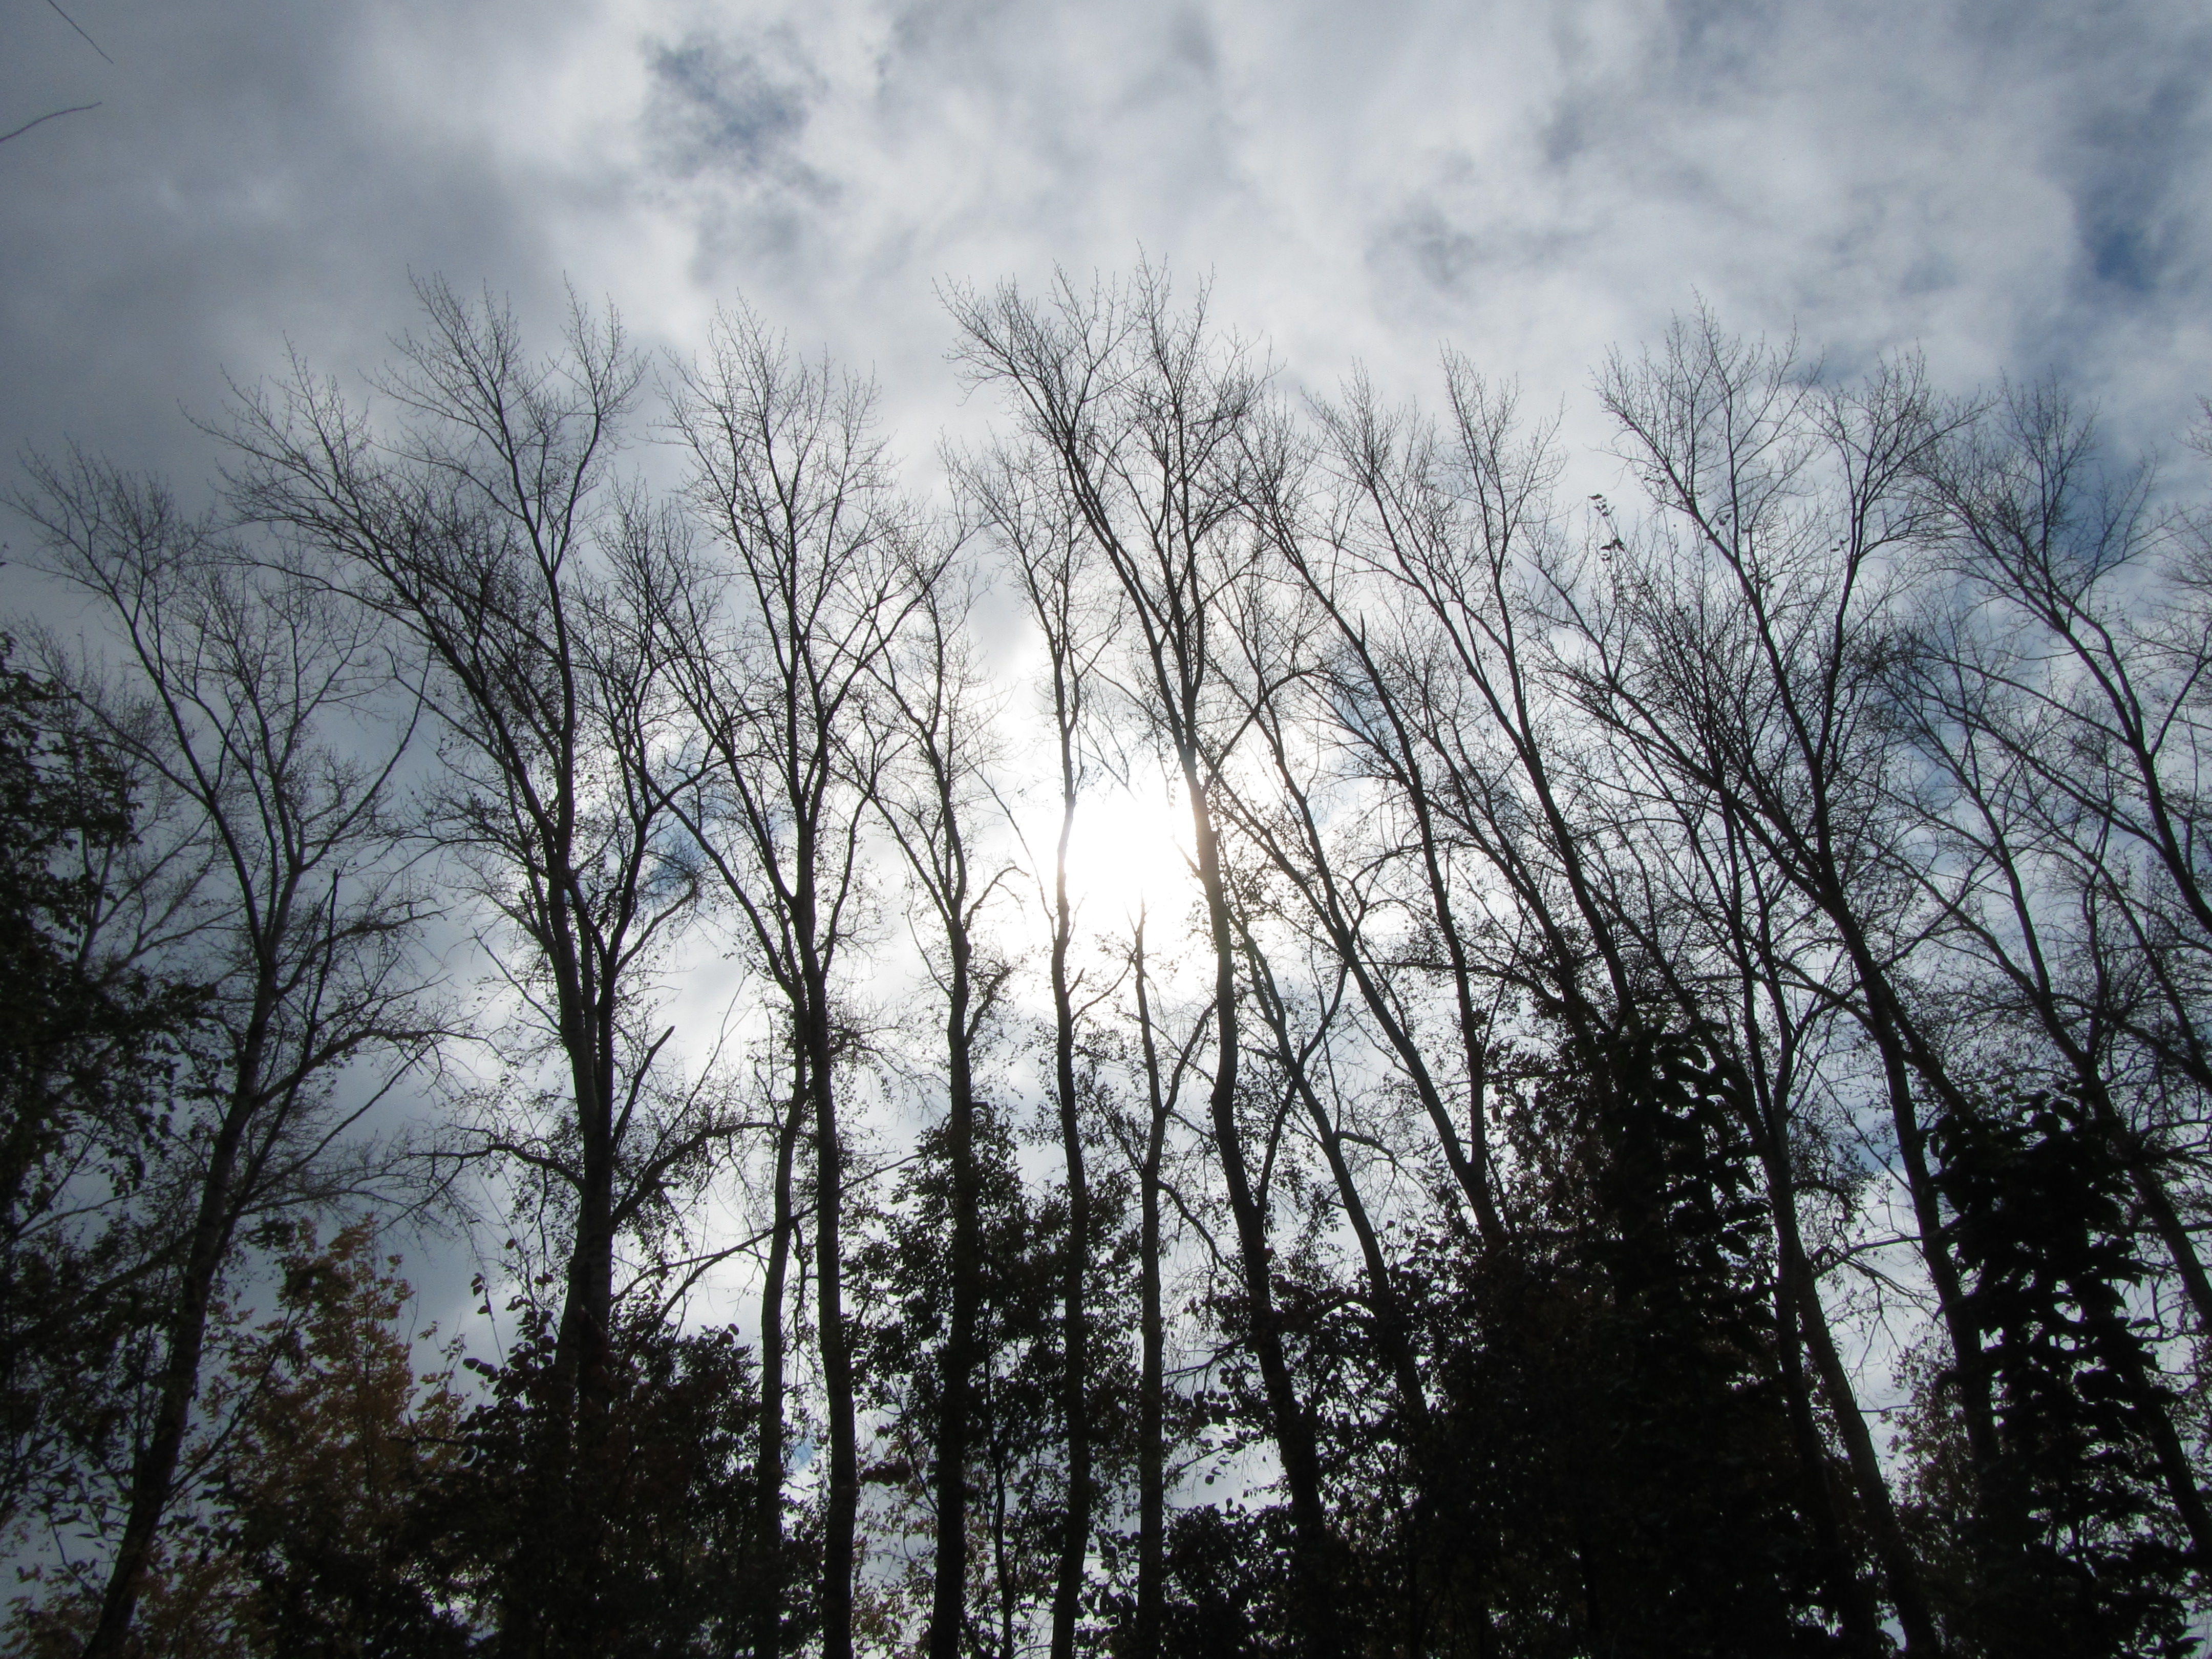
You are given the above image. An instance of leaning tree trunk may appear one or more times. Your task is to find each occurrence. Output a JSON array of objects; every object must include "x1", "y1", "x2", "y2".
[
  {"x1": 82, "y1": 1010, "x2": 267, "y2": 1659},
  {"x1": 1184, "y1": 768, "x2": 1341, "y2": 1655}
]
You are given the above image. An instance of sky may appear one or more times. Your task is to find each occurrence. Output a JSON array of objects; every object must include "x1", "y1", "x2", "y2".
[
  {"x1": 4, "y1": 0, "x2": 2210, "y2": 525},
  {"x1": 3, "y1": 0, "x2": 2210, "y2": 1339}
]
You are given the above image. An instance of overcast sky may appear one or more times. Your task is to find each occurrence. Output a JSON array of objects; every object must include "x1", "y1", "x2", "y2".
[
  {"x1": 4, "y1": 0, "x2": 2208, "y2": 1342},
  {"x1": 4, "y1": 0, "x2": 2209, "y2": 525}
]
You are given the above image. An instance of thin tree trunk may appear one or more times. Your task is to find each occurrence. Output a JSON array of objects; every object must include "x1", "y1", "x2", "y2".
[
  {"x1": 1048, "y1": 771, "x2": 1091, "y2": 1659},
  {"x1": 1792, "y1": 1257, "x2": 1942, "y2": 1653},
  {"x1": 82, "y1": 1064, "x2": 259, "y2": 1659},
  {"x1": 927, "y1": 937, "x2": 980, "y2": 1659},
  {"x1": 993, "y1": 1450, "x2": 1017, "y2": 1659},
  {"x1": 753, "y1": 1044, "x2": 805, "y2": 1659},
  {"x1": 1849, "y1": 960, "x2": 2003, "y2": 1478},
  {"x1": 804, "y1": 966, "x2": 859, "y2": 1659},
  {"x1": 1185, "y1": 772, "x2": 1339, "y2": 1655},
  {"x1": 2128, "y1": 1156, "x2": 2212, "y2": 1339},
  {"x1": 1744, "y1": 1078, "x2": 1941, "y2": 1655},
  {"x1": 1130, "y1": 922, "x2": 1169, "y2": 1659},
  {"x1": 1241, "y1": 935, "x2": 1459, "y2": 1652},
  {"x1": 1715, "y1": 912, "x2": 1937, "y2": 1656},
  {"x1": 540, "y1": 974, "x2": 619, "y2": 1659},
  {"x1": 1768, "y1": 1188, "x2": 1891, "y2": 1657}
]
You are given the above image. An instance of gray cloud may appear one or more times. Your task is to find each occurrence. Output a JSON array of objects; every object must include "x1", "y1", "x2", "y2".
[
  {"x1": 3, "y1": 0, "x2": 2209, "y2": 533},
  {"x1": 0, "y1": 0, "x2": 587, "y2": 504},
  {"x1": 5, "y1": 0, "x2": 2212, "y2": 1365},
  {"x1": 645, "y1": 28, "x2": 824, "y2": 186}
]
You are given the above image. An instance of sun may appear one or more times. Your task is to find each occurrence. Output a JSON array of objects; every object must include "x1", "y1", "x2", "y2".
[{"x1": 1060, "y1": 779, "x2": 1195, "y2": 924}]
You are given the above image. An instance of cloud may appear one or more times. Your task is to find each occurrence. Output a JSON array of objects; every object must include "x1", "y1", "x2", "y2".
[
  {"x1": 3, "y1": 0, "x2": 2209, "y2": 519},
  {"x1": 6, "y1": 0, "x2": 2212, "y2": 1398},
  {"x1": 644, "y1": 28, "x2": 826, "y2": 189}
]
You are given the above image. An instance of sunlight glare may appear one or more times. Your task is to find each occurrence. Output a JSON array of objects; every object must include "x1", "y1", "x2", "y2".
[{"x1": 1062, "y1": 781, "x2": 1194, "y2": 923}]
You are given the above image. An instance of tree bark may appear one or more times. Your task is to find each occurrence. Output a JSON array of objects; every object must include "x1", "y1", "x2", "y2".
[
  {"x1": 1047, "y1": 758, "x2": 1092, "y2": 1659},
  {"x1": 802, "y1": 959, "x2": 859, "y2": 1659},
  {"x1": 925, "y1": 931, "x2": 980, "y2": 1659},
  {"x1": 1130, "y1": 922, "x2": 1171, "y2": 1659},
  {"x1": 81, "y1": 1080, "x2": 256, "y2": 1659},
  {"x1": 1185, "y1": 774, "x2": 1341, "y2": 1655},
  {"x1": 753, "y1": 1047, "x2": 806, "y2": 1659}
]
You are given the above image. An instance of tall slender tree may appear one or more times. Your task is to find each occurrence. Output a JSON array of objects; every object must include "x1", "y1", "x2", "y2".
[
  {"x1": 961, "y1": 442, "x2": 1117, "y2": 1659},
  {"x1": 635, "y1": 304, "x2": 915, "y2": 1659},
  {"x1": 867, "y1": 540, "x2": 1016, "y2": 1658},
  {"x1": 220, "y1": 283, "x2": 709, "y2": 1656},
  {"x1": 14, "y1": 456, "x2": 437, "y2": 1659},
  {"x1": 953, "y1": 269, "x2": 1348, "y2": 1654}
]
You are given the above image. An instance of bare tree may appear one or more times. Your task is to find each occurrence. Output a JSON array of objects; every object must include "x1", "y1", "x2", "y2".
[
  {"x1": 1882, "y1": 384, "x2": 2212, "y2": 1555},
  {"x1": 1109, "y1": 909, "x2": 1212, "y2": 1659},
  {"x1": 951, "y1": 267, "x2": 1346, "y2": 1652},
  {"x1": 959, "y1": 441, "x2": 1118, "y2": 1659},
  {"x1": 1552, "y1": 313, "x2": 2027, "y2": 1632},
  {"x1": 11, "y1": 455, "x2": 436, "y2": 1659},
  {"x1": 1576, "y1": 674, "x2": 1929, "y2": 1652},
  {"x1": 638, "y1": 304, "x2": 914, "y2": 1659},
  {"x1": 1313, "y1": 366, "x2": 1632, "y2": 1044},
  {"x1": 866, "y1": 539, "x2": 1017, "y2": 1658},
  {"x1": 1913, "y1": 387, "x2": 2212, "y2": 1291},
  {"x1": 1291, "y1": 343, "x2": 1931, "y2": 1648},
  {"x1": 220, "y1": 283, "x2": 707, "y2": 1656}
]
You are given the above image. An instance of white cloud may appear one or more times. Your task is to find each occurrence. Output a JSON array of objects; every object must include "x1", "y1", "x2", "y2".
[{"x1": 8, "y1": 0, "x2": 2204, "y2": 503}]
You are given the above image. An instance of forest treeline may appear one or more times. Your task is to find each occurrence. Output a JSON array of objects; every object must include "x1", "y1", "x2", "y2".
[{"x1": 3, "y1": 269, "x2": 2210, "y2": 1658}]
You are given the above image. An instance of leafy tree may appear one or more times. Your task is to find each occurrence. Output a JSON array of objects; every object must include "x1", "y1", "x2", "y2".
[
  {"x1": 208, "y1": 1222, "x2": 477, "y2": 1657},
  {"x1": 450, "y1": 1293, "x2": 775, "y2": 1657},
  {"x1": 1419, "y1": 1024, "x2": 1841, "y2": 1658},
  {"x1": 1910, "y1": 1085, "x2": 2204, "y2": 1657},
  {"x1": 4, "y1": 1222, "x2": 465, "y2": 1658},
  {"x1": 853, "y1": 1099, "x2": 1138, "y2": 1657},
  {"x1": 0, "y1": 646, "x2": 202, "y2": 1543}
]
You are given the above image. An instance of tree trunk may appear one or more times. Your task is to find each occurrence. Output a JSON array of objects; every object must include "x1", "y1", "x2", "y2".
[
  {"x1": 1185, "y1": 773, "x2": 1339, "y2": 1655},
  {"x1": 926, "y1": 938, "x2": 980, "y2": 1659},
  {"x1": 1130, "y1": 924, "x2": 1169, "y2": 1659},
  {"x1": 753, "y1": 1048, "x2": 805, "y2": 1658},
  {"x1": 1769, "y1": 1195, "x2": 1890, "y2": 1656},
  {"x1": 1759, "y1": 1120, "x2": 1942, "y2": 1654},
  {"x1": 1253, "y1": 956, "x2": 1446, "y2": 1648},
  {"x1": 804, "y1": 969, "x2": 859, "y2": 1659},
  {"x1": 81, "y1": 1072, "x2": 257, "y2": 1659},
  {"x1": 538, "y1": 967, "x2": 618, "y2": 1658},
  {"x1": 1048, "y1": 783, "x2": 1092, "y2": 1659}
]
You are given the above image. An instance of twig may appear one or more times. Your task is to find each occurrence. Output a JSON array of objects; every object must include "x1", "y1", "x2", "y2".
[
  {"x1": 46, "y1": 0, "x2": 115, "y2": 64},
  {"x1": 0, "y1": 103, "x2": 100, "y2": 146}
]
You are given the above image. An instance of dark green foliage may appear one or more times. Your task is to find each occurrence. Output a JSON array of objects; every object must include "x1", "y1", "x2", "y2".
[
  {"x1": 852, "y1": 1099, "x2": 1140, "y2": 1651},
  {"x1": 1412, "y1": 1023, "x2": 1843, "y2": 1658},
  {"x1": 1156, "y1": 1503, "x2": 1295, "y2": 1658},
  {"x1": 1140, "y1": 1021, "x2": 1854, "y2": 1658},
  {"x1": 1915, "y1": 1086, "x2": 2200, "y2": 1658},
  {"x1": 441, "y1": 1296, "x2": 778, "y2": 1657},
  {"x1": 21, "y1": 1223, "x2": 785, "y2": 1658},
  {"x1": 855, "y1": 1099, "x2": 1065, "y2": 1636},
  {"x1": 1215, "y1": 1173, "x2": 1430, "y2": 1655},
  {"x1": 0, "y1": 647, "x2": 203, "y2": 1533}
]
